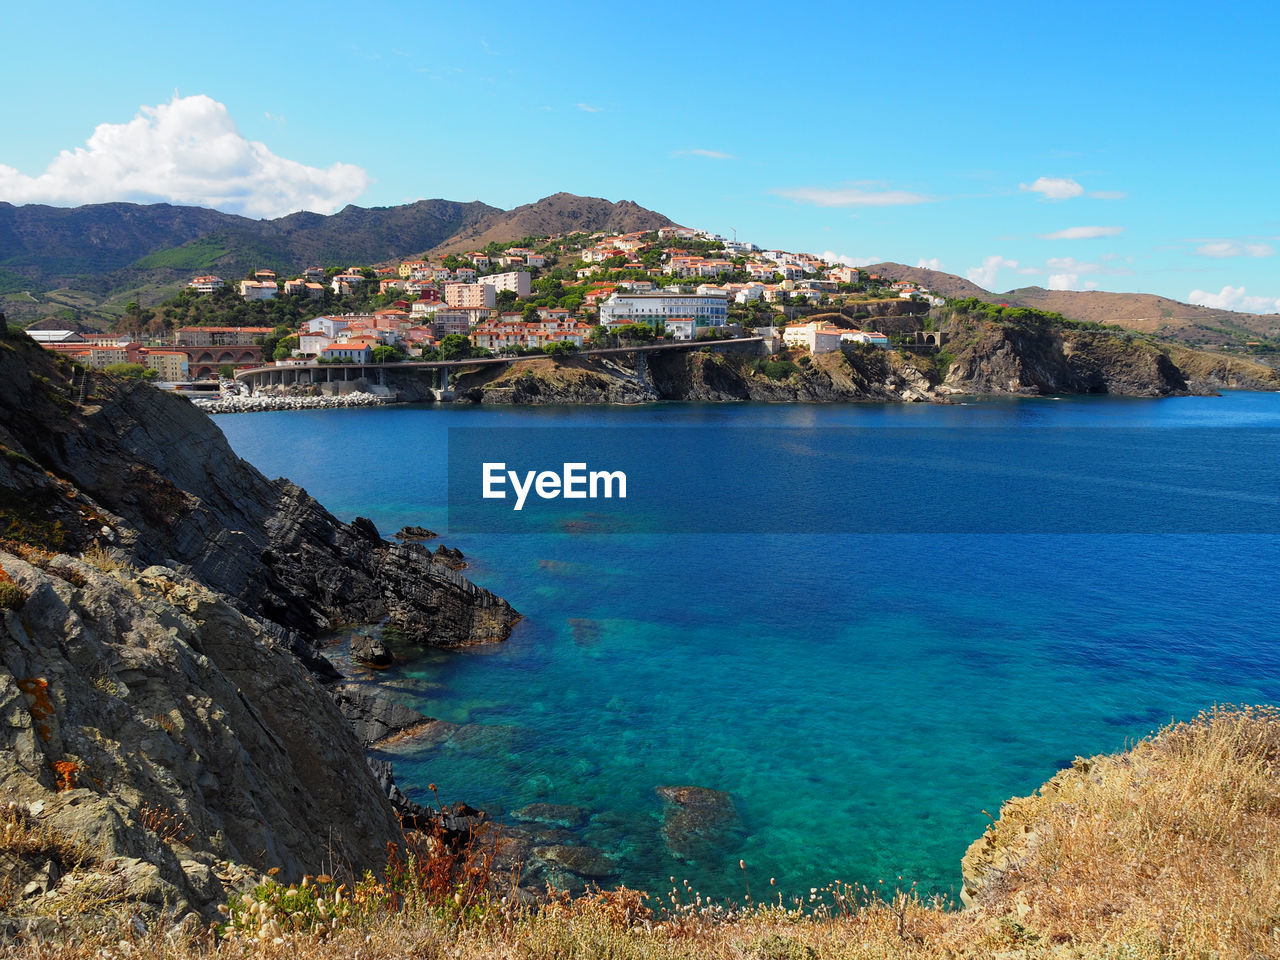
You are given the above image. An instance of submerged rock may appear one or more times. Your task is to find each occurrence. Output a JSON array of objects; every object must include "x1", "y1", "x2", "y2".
[
  {"x1": 512, "y1": 803, "x2": 591, "y2": 829},
  {"x1": 532, "y1": 843, "x2": 617, "y2": 879},
  {"x1": 655, "y1": 785, "x2": 743, "y2": 864}
]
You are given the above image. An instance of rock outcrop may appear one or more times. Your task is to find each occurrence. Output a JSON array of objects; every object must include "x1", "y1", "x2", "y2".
[
  {"x1": 0, "y1": 551, "x2": 402, "y2": 929},
  {"x1": 0, "y1": 332, "x2": 519, "y2": 650},
  {"x1": 0, "y1": 328, "x2": 521, "y2": 930},
  {"x1": 440, "y1": 325, "x2": 1227, "y2": 406},
  {"x1": 450, "y1": 346, "x2": 941, "y2": 405},
  {"x1": 942, "y1": 322, "x2": 1199, "y2": 397},
  {"x1": 1162, "y1": 344, "x2": 1280, "y2": 393}
]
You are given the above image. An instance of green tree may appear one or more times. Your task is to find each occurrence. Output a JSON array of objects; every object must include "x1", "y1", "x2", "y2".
[
  {"x1": 522, "y1": 303, "x2": 540, "y2": 323},
  {"x1": 103, "y1": 362, "x2": 152, "y2": 379},
  {"x1": 272, "y1": 335, "x2": 299, "y2": 361},
  {"x1": 219, "y1": 364, "x2": 235, "y2": 378},
  {"x1": 438, "y1": 334, "x2": 473, "y2": 361},
  {"x1": 544, "y1": 339, "x2": 579, "y2": 357},
  {"x1": 371, "y1": 344, "x2": 404, "y2": 363}
]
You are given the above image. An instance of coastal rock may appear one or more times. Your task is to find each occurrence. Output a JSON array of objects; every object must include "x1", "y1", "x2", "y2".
[
  {"x1": 394, "y1": 525, "x2": 438, "y2": 540},
  {"x1": 943, "y1": 322, "x2": 1200, "y2": 397},
  {"x1": 0, "y1": 338, "x2": 520, "y2": 652},
  {"x1": 0, "y1": 551, "x2": 403, "y2": 922},
  {"x1": 450, "y1": 346, "x2": 946, "y2": 406},
  {"x1": 350, "y1": 630, "x2": 393, "y2": 668},
  {"x1": 655, "y1": 785, "x2": 743, "y2": 864},
  {"x1": 331, "y1": 682, "x2": 432, "y2": 745},
  {"x1": 0, "y1": 331, "x2": 521, "y2": 929},
  {"x1": 433, "y1": 544, "x2": 466, "y2": 568}
]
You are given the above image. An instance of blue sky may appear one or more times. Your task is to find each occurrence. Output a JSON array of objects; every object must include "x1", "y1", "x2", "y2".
[{"x1": 3, "y1": 0, "x2": 1278, "y2": 311}]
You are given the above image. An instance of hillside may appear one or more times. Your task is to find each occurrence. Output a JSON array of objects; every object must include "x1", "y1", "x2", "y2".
[
  {"x1": 865, "y1": 260, "x2": 1280, "y2": 346},
  {"x1": 0, "y1": 193, "x2": 672, "y2": 326},
  {"x1": 429, "y1": 192, "x2": 678, "y2": 255}
]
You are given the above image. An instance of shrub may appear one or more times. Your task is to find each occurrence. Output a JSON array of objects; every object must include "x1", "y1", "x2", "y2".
[
  {"x1": 0, "y1": 567, "x2": 27, "y2": 611},
  {"x1": 81, "y1": 544, "x2": 131, "y2": 574},
  {"x1": 758, "y1": 360, "x2": 798, "y2": 380}
]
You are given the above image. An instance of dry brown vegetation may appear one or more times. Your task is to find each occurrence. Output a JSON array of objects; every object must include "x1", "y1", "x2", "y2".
[{"x1": 3, "y1": 706, "x2": 1279, "y2": 958}]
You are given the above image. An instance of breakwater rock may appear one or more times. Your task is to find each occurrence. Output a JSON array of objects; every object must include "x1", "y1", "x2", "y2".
[{"x1": 193, "y1": 392, "x2": 397, "y2": 414}]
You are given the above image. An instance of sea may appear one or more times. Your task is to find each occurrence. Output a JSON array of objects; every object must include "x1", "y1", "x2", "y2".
[{"x1": 216, "y1": 392, "x2": 1280, "y2": 905}]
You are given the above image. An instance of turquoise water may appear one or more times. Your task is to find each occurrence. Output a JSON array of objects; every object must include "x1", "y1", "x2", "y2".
[{"x1": 217, "y1": 393, "x2": 1280, "y2": 903}]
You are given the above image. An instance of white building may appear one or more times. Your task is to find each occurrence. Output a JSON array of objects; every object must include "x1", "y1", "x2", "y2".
[
  {"x1": 188, "y1": 275, "x2": 225, "y2": 294},
  {"x1": 483, "y1": 271, "x2": 531, "y2": 297},
  {"x1": 239, "y1": 280, "x2": 278, "y2": 300},
  {"x1": 663, "y1": 319, "x2": 697, "y2": 340},
  {"x1": 598, "y1": 293, "x2": 729, "y2": 327},
  {"x1": 298, "y1": 334, "x2": 333, "y2": 356},
  {"x1": 783, "y1": 321, "x2": 846, "y2": 354},
  {"x1": 302, "y1": 316, "x2": 351, "y2": 338}
]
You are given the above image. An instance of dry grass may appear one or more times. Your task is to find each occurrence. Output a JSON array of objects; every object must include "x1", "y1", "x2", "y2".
[
  {"x1": 3, "y1": 707, "x2": 1280, "y2": 958},
  {"x1": 952, "y1": 703, "x2": 1280, "y2": 958},
  {"x1": 0, "y1": 803, "x2": 92, "y2": 867},
  {"x1": 79, "y1": 544, "x2": 132, "y2": 574}
]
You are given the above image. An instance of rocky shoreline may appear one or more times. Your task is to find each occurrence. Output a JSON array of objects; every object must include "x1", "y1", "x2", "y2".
[{"x1": 0, "y1": 328, "x2": 520, "y2": 932}]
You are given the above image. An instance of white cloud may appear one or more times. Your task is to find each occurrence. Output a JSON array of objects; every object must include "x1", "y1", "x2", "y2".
[
  {"x1": 1188, "y1": 285, "x2": 1280, "y2": 314},
  {"x1": 1048, "y1": 273, "x2": 1079, "y2": 290},
  {"x1": 1194, "y1": 240, "x2": 1275, "y2": 258},
  {"x1": 0, "y1": 95, "x2": 368, "y2": 219},
  {"x1": 1020, "y1": 177, "x2": 1084, "y2": 200},
  {"x1": 576, "y1": 102, "x2": 602, "y2": 112},
  {"x1": 1046, "y1": 256, "x2": 1101, "y2": 274},
  {"x1": 674, "y1": 148, "x2": 733, "y2": 160},
  {"x1": 1020, "y1": 178, "x2": 1125, "y2": 201},
  {"x1": 1084, "y1": 281, "x2": 1100, "y2": 290},
  {"x1": 775, "y1": 182, "x2": 932, "y2": 207},
  {"x1": 1040, "y1": 225, "x2": 1124, "y2": 240},
  {"x1": 966, "y1": 255, "x2": 1018, "y2": 289},
  {"x1": 916, "y1": 257, "x2": 944, "y2": 270},
  {"x1": 822, "y1": 250, "x2": 882, "y2": 268}
]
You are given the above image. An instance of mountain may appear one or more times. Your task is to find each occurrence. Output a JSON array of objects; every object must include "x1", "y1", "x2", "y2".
[
  {"x1": 0, "y1": 197, "x2": 497, "y2": 299},
  {"x1": 863, "y1": 261, "x2": 1280, "y2": 346},
  {"x1": 429, "y1": 192, "x2": 678, "y2": 254},
  {"x1": 0, "y1": 193, "x2": 676, "y2": 325}
]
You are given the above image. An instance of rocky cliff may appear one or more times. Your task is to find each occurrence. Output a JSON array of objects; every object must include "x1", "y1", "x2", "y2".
[
  {"x1": 0, "y1": 332, "x2": 518, "y2": 649},
  {"x1": 447, "y1": 346, "x2": 939, "y2": 405},
  {"x1": 941, "y1": 319, "x2": 1201, "y2": 397},
  {"x1": 442, "y1": 325, "x2": 1212, "y2": 405},
  {"x1": 0, "y1": 327, "x2": 520, "y2": 933}
]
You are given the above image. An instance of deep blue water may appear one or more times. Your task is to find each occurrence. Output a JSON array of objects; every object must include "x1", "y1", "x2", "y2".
[{"x1": 217, "y1": 393, "x2": 1280, "y2": 903}]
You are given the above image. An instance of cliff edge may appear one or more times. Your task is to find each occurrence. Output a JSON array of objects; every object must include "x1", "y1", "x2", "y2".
[{"x1": 0, "y1": 326, "x2": 519, "y2": 934}]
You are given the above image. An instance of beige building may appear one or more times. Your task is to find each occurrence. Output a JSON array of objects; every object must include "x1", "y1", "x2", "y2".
[
  {"x1": 142, "y1": 350, "x2": 190, "y2": 381},
  {"x1": 444, "y1": 282, "x2": 497, "y2": 309}
]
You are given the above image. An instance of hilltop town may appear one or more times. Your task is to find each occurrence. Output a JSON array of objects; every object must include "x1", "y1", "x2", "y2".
[{"x1": 22, "y1": 226, "x2": 936, "y2": 380}]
